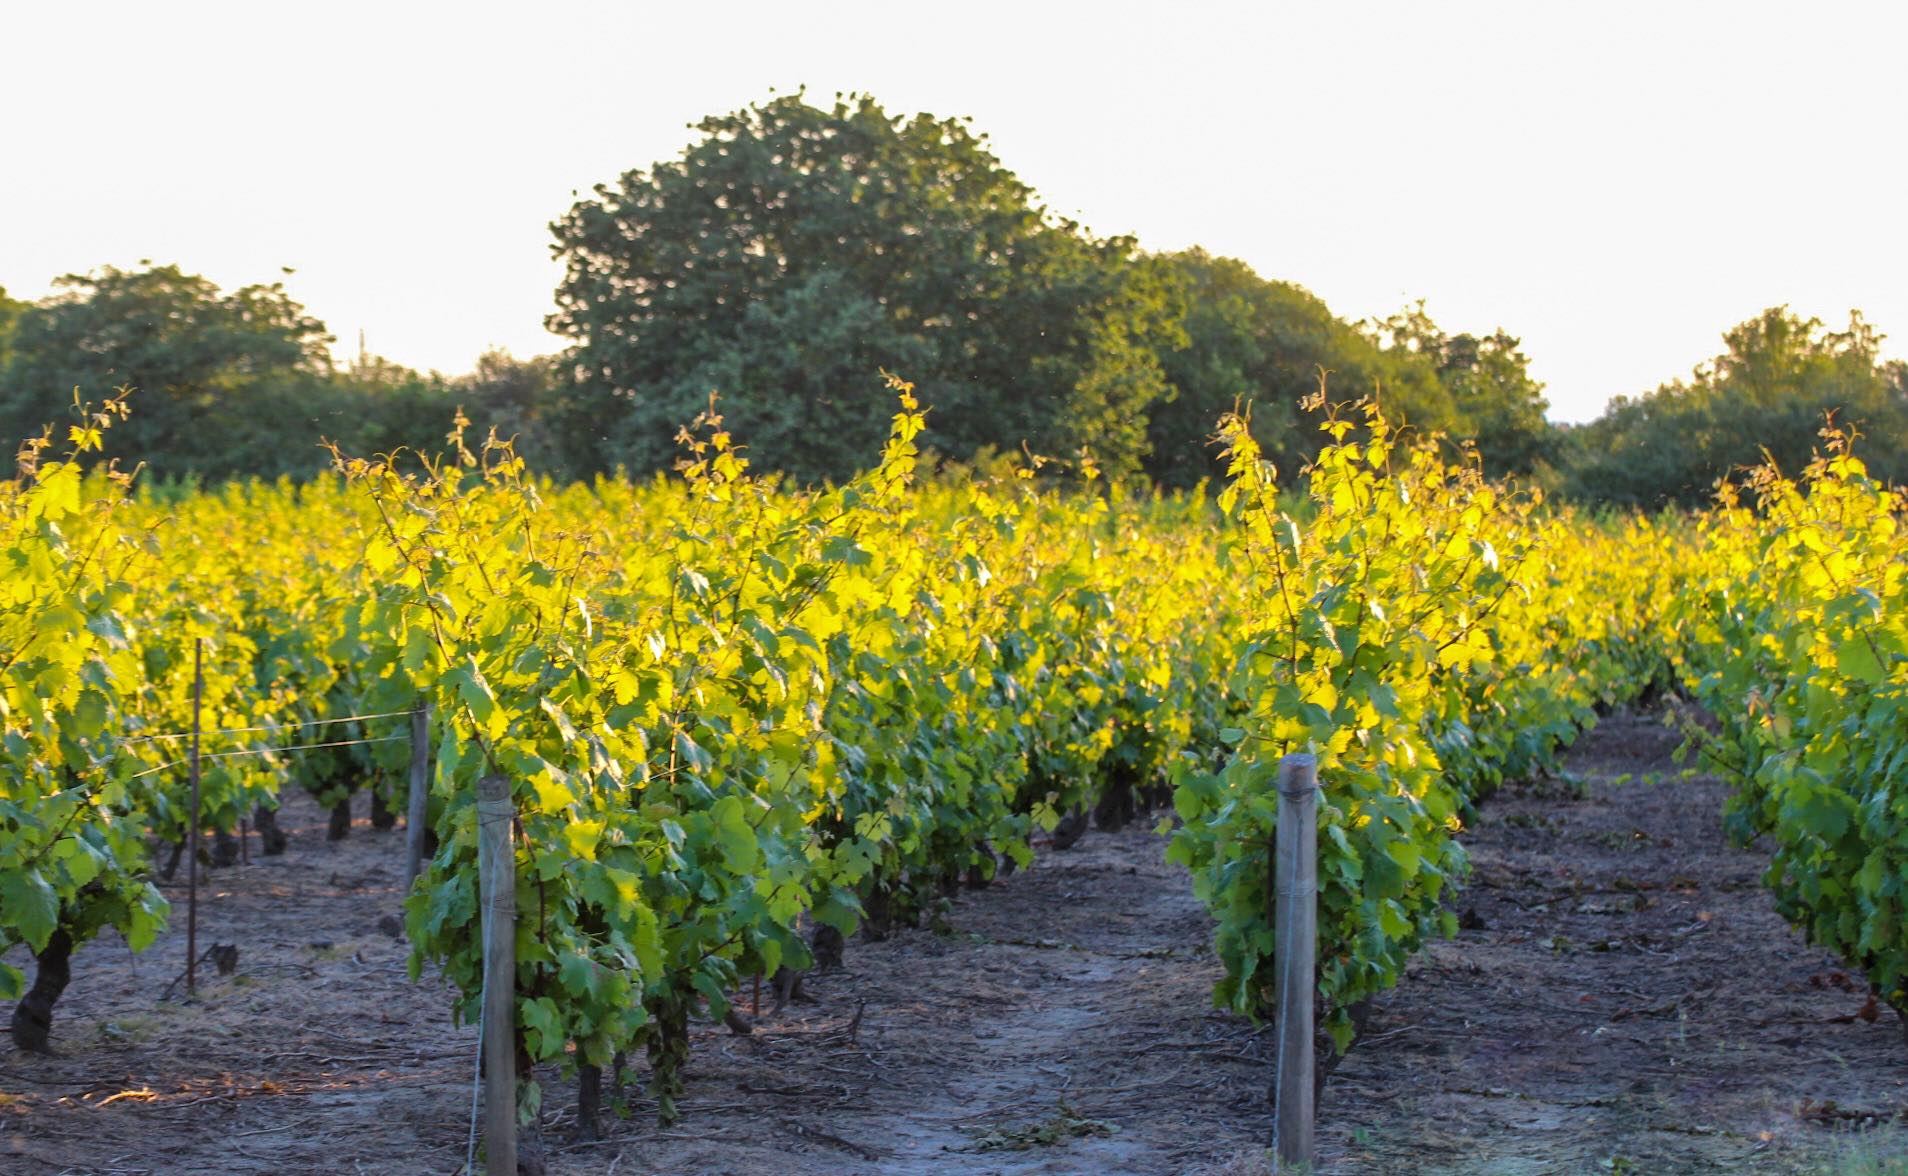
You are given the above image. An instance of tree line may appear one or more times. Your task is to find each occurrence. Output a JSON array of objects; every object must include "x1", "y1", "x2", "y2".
[{"x1": 2, "y1": 93, "x2": 1901, "y2": 504}]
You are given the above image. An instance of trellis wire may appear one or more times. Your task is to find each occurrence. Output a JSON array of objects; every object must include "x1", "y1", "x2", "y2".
[
  {"x1": 118, "y1": 707, "x2": 419, "y2": 744},
  {"x1": 126, "y1": 734, "x2": 410, "y2": 781}
]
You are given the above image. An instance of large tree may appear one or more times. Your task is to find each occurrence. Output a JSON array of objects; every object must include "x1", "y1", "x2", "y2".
[
  {"x1": 0, "y1": 266, "x2": 538, "y2": 480},
  {"x1": 0, "y1": 287, "x2": 23, "y2": 374},
  {"x1": 0, "y1": 264, "x2": 335, "y2": 477},
  {"x1": 1143, "y1": 253, "x2": 1549, "y2": 488},
  {"x1": 1362, "y1": 302, "x2": 1558, "y2": 479},
  {"x1": 1564, "y1": 307, "x2": 1907, "y2": 507},
  {"x1": 448, "y1": 349, "x2": 572, "y2": 477},
  {"x1": 549, "y1": 92, "x2": 1184, "y2": 482}
]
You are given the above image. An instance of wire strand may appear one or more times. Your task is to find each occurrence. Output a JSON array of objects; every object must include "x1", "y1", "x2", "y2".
[
  {"x1": 126, "y1": 734, "x2": 410, "y2": 781},
  {"x1": 120, "y1": 706, "x2": 421, "y2": 744}
]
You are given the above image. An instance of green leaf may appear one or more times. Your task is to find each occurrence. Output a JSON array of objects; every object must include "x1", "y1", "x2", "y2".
[
  {"x1": 629, "y1": 905, "x2": 663, "y2": 978},
  {"x1": 531, "y1": 771, "x2": 573, "y2": 816},
  {"x1": 1857, "y1": 852, "x2": 1885, "y2": 896},
  {"x1": 821, "y1": 536, "x2": 873, "y2": 566},
  {"x1": 812, "y1": 887, "x2": 862, "y2": 936},
  {"x1": 1384, "y1": 838, "x2": 1422, "y2": 879},
  {"x1": 674, "y1": 730, "x2": 713, "y2": 774},
  {"x1": 710, "y1": 796, "x2": 762, "y2": 873},
  {"x1": 564, "y1": 819, "x2": 604, "y2": 861},
  {"x1": 0, "y1": 868, "x2": 60, "y2": 952},
  {"x1": 71, "y1": 689, "x2": 109, "y2": 738},
  {"x1": 447, "y1": 658, "x2": 497, "y2": 729},
  {"x1": 521, "y1": 995, "x2": 564, "y2": 1059},
  {"x1": 556, "y1": 951, "x2": 601, "y2": 1001},
  {"x1": 1836, "y1": 636, "x2": 1886, "y2": 685},
  {"x1": 403, "y1": 625, "x2": 434, "y2": 673},
  {"x1": 126, "y1": 887, "x2": 169, "y2": 952},
  {"x1": 692, "y1": 969, "x2": 730, "y2": 1017}
]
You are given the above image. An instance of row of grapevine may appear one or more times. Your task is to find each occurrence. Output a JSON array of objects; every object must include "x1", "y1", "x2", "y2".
[
  {"x1": 0, "y1": 402, "x2": 169, "y2": 1051},
  {"x1": 1671, "y1": 434, "x2": 1908, "y2": 1031},
  {"x1": 6, "y1": 387, "x2": 1898, "y2": 1150},
  {"x1": 1168, "y1": 405, "x2": 1670, "y2": 1051},
  {"x1": 333, "y1": 390, "x2": 1243, "y2": 1124},
  {"x1": 2, "y1": 406, "x2": 423, "y2": 1048},
  {"x1": 337, "y1": 391, "x2": 1699, "y2": 1127}
]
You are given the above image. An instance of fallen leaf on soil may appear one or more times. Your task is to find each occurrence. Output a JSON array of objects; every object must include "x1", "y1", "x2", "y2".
[{"x1": 1827, "y1": 994, "x2": 1883, "y2": 1024}]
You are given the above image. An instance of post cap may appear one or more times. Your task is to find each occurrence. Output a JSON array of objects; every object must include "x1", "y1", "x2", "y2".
[{"x1": 1276, "y1": 753, "x2": 1319, "y2": 798}]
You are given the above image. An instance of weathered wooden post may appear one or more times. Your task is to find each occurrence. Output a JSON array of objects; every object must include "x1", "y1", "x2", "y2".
[
  {"x1": 476, "y1": 773, "x2": 516, "y2": 1176},
  {"x1": 404, "y1": 701, "x2": 432, "y2": 882},
  {"x1": 1273, "y1": 752, "x2": 1318, "y2": 1169}
]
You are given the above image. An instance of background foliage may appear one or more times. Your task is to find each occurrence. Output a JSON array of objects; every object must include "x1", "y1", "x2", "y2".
[{"x1": 0, "y1": 94, "x2": 1899, "y2": 499}]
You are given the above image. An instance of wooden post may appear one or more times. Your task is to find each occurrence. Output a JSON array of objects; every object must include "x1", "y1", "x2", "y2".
[
  {"x1": 404, "y1": 701, "x2": 432, "y2": 882},
  {"x1": 476, "y1": 773, "x2": 516, "y2": 1176},
  {"x1": 1273, "y1": 753, "x2": 1318, "y2": 1169},
  {"x1": 185, "y1": 638, "x2": 204, "y2": 996}
]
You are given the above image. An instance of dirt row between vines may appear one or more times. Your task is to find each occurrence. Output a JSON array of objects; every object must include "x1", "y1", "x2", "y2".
[{"x1": 3, "y1": 709, "x2": 1907, "y2": 1174}]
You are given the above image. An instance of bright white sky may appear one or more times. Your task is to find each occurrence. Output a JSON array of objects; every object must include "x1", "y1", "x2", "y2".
[{"x1": 3, "y1": 0, "x2": 1903, "y2": 422}]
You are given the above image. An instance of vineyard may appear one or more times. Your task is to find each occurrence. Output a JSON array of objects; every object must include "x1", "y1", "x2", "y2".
[{"x1": 3, "y1": 389, "x2": 1907, "y2": 1173}]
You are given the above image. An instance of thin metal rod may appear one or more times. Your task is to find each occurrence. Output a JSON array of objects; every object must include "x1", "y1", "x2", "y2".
[
  {"x1": 405, "y1": 701, "x2": 431, "y2": 882},
  {"x1": 477, "y1": 774, "x2": 517, "y2": 1175},
  {"x1": 185, "y1": 637, "x2": 203, "y2": 996}
]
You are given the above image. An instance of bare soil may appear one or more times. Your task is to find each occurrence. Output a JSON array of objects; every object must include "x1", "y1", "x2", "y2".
[
  {"x1": 1322, "y1": 710, "x2": 1908, "y2": 1175},
  {"x1": 3, "y1": 709, "x2": 1906, "y2": 1174}
]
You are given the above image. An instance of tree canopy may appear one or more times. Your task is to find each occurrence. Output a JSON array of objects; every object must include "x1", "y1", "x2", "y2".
[
  {"x1": 2, "y1": 95, "x2": 1894, "y2": 503},
  {"x1": 1564, "y1": 307, "x2": 1908, "y2": 507},
  {"x1": 1361, "y1": 303, "x2": 1556, "y2": 480},
  {"x1": 545, "y1": 93, "x2": 1576, "y2": 487},
  {"x1": 0, "y1": 287, "x2": 24, "y2": 373},
  {"x1": 0, "y1": 265, "x2": 334, "y2": 477},
  {"x1": 0, "y1": 266, "x2": 585, "y2": 482},
  {"x1": 1140, "y1": 255, "x2": 1555, "y2": 489},
  {"x1": 549, "y1": 91, "x2": 1185, "y2": 482}
]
